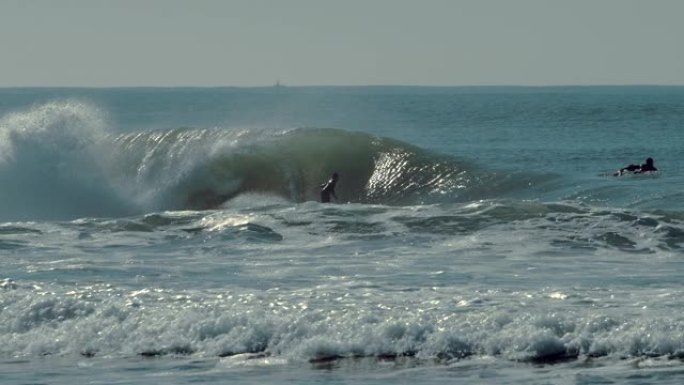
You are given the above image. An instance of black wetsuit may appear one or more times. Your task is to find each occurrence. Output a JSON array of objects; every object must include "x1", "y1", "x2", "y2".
[
  {"x1": 637, "y1": 163, "x2": 657, "y2": 173},
  {"x1": 615, "y1": 161, "x2": 657, "y2": 176},
  {"x1": 621, "y1": 164, "x2": 641, "y2": 173},
  {"x1": 320, "y1": 179, "x2": 337, "y2": 203}
]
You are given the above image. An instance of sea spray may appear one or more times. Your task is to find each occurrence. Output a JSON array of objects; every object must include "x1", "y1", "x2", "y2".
[{"x1": 0, "y1": 101, "x2": 133, "y2": 220}]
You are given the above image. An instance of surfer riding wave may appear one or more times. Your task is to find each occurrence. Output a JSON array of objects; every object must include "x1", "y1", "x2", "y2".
[{"x1": 320, "y1": 172, "x2": 339, "y2": 203}]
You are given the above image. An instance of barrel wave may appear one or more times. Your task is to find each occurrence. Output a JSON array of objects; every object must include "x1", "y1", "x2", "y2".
[
  {"x1": 0, "y1": 102, "x2": 545, "y2": 220},
  {"x1": 111, "y1": 126, "x2": 534, "y2": 210}
]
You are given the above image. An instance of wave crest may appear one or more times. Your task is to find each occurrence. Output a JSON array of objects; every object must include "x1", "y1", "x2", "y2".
[{"x1": 0, "y1": 101, "x2": 549, "y2": 220}]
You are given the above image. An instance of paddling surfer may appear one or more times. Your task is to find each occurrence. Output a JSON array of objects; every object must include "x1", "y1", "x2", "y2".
[{"x1": 614, "y1": 157, "x2": 657, "y2": 176}]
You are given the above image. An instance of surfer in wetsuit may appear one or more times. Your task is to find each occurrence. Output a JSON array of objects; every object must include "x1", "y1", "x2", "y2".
[
  {"x1": 320, "y1": 172, "x2": 339, "y2": 203},
  {"x1": 614, "y1": 157, "x2": 657, "y2": 176}
]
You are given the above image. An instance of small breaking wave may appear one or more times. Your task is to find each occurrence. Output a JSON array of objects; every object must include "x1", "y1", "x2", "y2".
[{"x1": 2, "y1": 279, "x2": 684, "y2": 365}]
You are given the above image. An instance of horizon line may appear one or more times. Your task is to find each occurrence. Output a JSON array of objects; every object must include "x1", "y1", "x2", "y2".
[{"x1": 1, "y1": 83, "x2": 684, "y2": 90}]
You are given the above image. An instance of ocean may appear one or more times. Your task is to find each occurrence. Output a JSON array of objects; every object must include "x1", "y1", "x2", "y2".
[{"x1": 1, "y1": 86, "x2": 684, "y2": 384}]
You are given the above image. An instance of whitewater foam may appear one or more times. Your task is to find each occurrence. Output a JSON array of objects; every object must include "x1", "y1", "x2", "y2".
[{"x1": 4, "y1": 274, "x2": 684, "y2": 364}]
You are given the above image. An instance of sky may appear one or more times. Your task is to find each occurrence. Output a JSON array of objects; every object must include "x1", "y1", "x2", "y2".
[{"x1": 1, "y1": 0, "x2": 683, "y2": 87}]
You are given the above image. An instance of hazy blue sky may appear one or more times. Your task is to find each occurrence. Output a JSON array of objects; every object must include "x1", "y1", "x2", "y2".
[{"x1": 2, "y1": 0, "x2": 683, "y2": 87}]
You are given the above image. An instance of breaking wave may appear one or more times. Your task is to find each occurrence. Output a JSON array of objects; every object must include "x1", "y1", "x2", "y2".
[
  {"x1": 0, "y1": 101, "x2": 551, "y2": 220},
  {"x1": 3, "y1": 277, "x2": 684, "y2": 364}
]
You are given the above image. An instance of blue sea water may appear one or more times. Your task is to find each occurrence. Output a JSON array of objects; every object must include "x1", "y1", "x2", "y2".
[{"x1": 1, "y1": 86, "x2": 684, "y2": 384}]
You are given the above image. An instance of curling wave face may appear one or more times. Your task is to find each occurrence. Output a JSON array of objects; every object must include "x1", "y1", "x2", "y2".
[
  {"x1": 110, "y1": 126, "x2": 548, "y2": 210},
  {"x1": 0, "y1": 101, "x2": 552, "y2": 220}
]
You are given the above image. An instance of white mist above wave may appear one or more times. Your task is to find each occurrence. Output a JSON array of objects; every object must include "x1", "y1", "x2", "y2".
[{"x1": 0, "y1": 101, "x2": 134, "y2": 220}]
